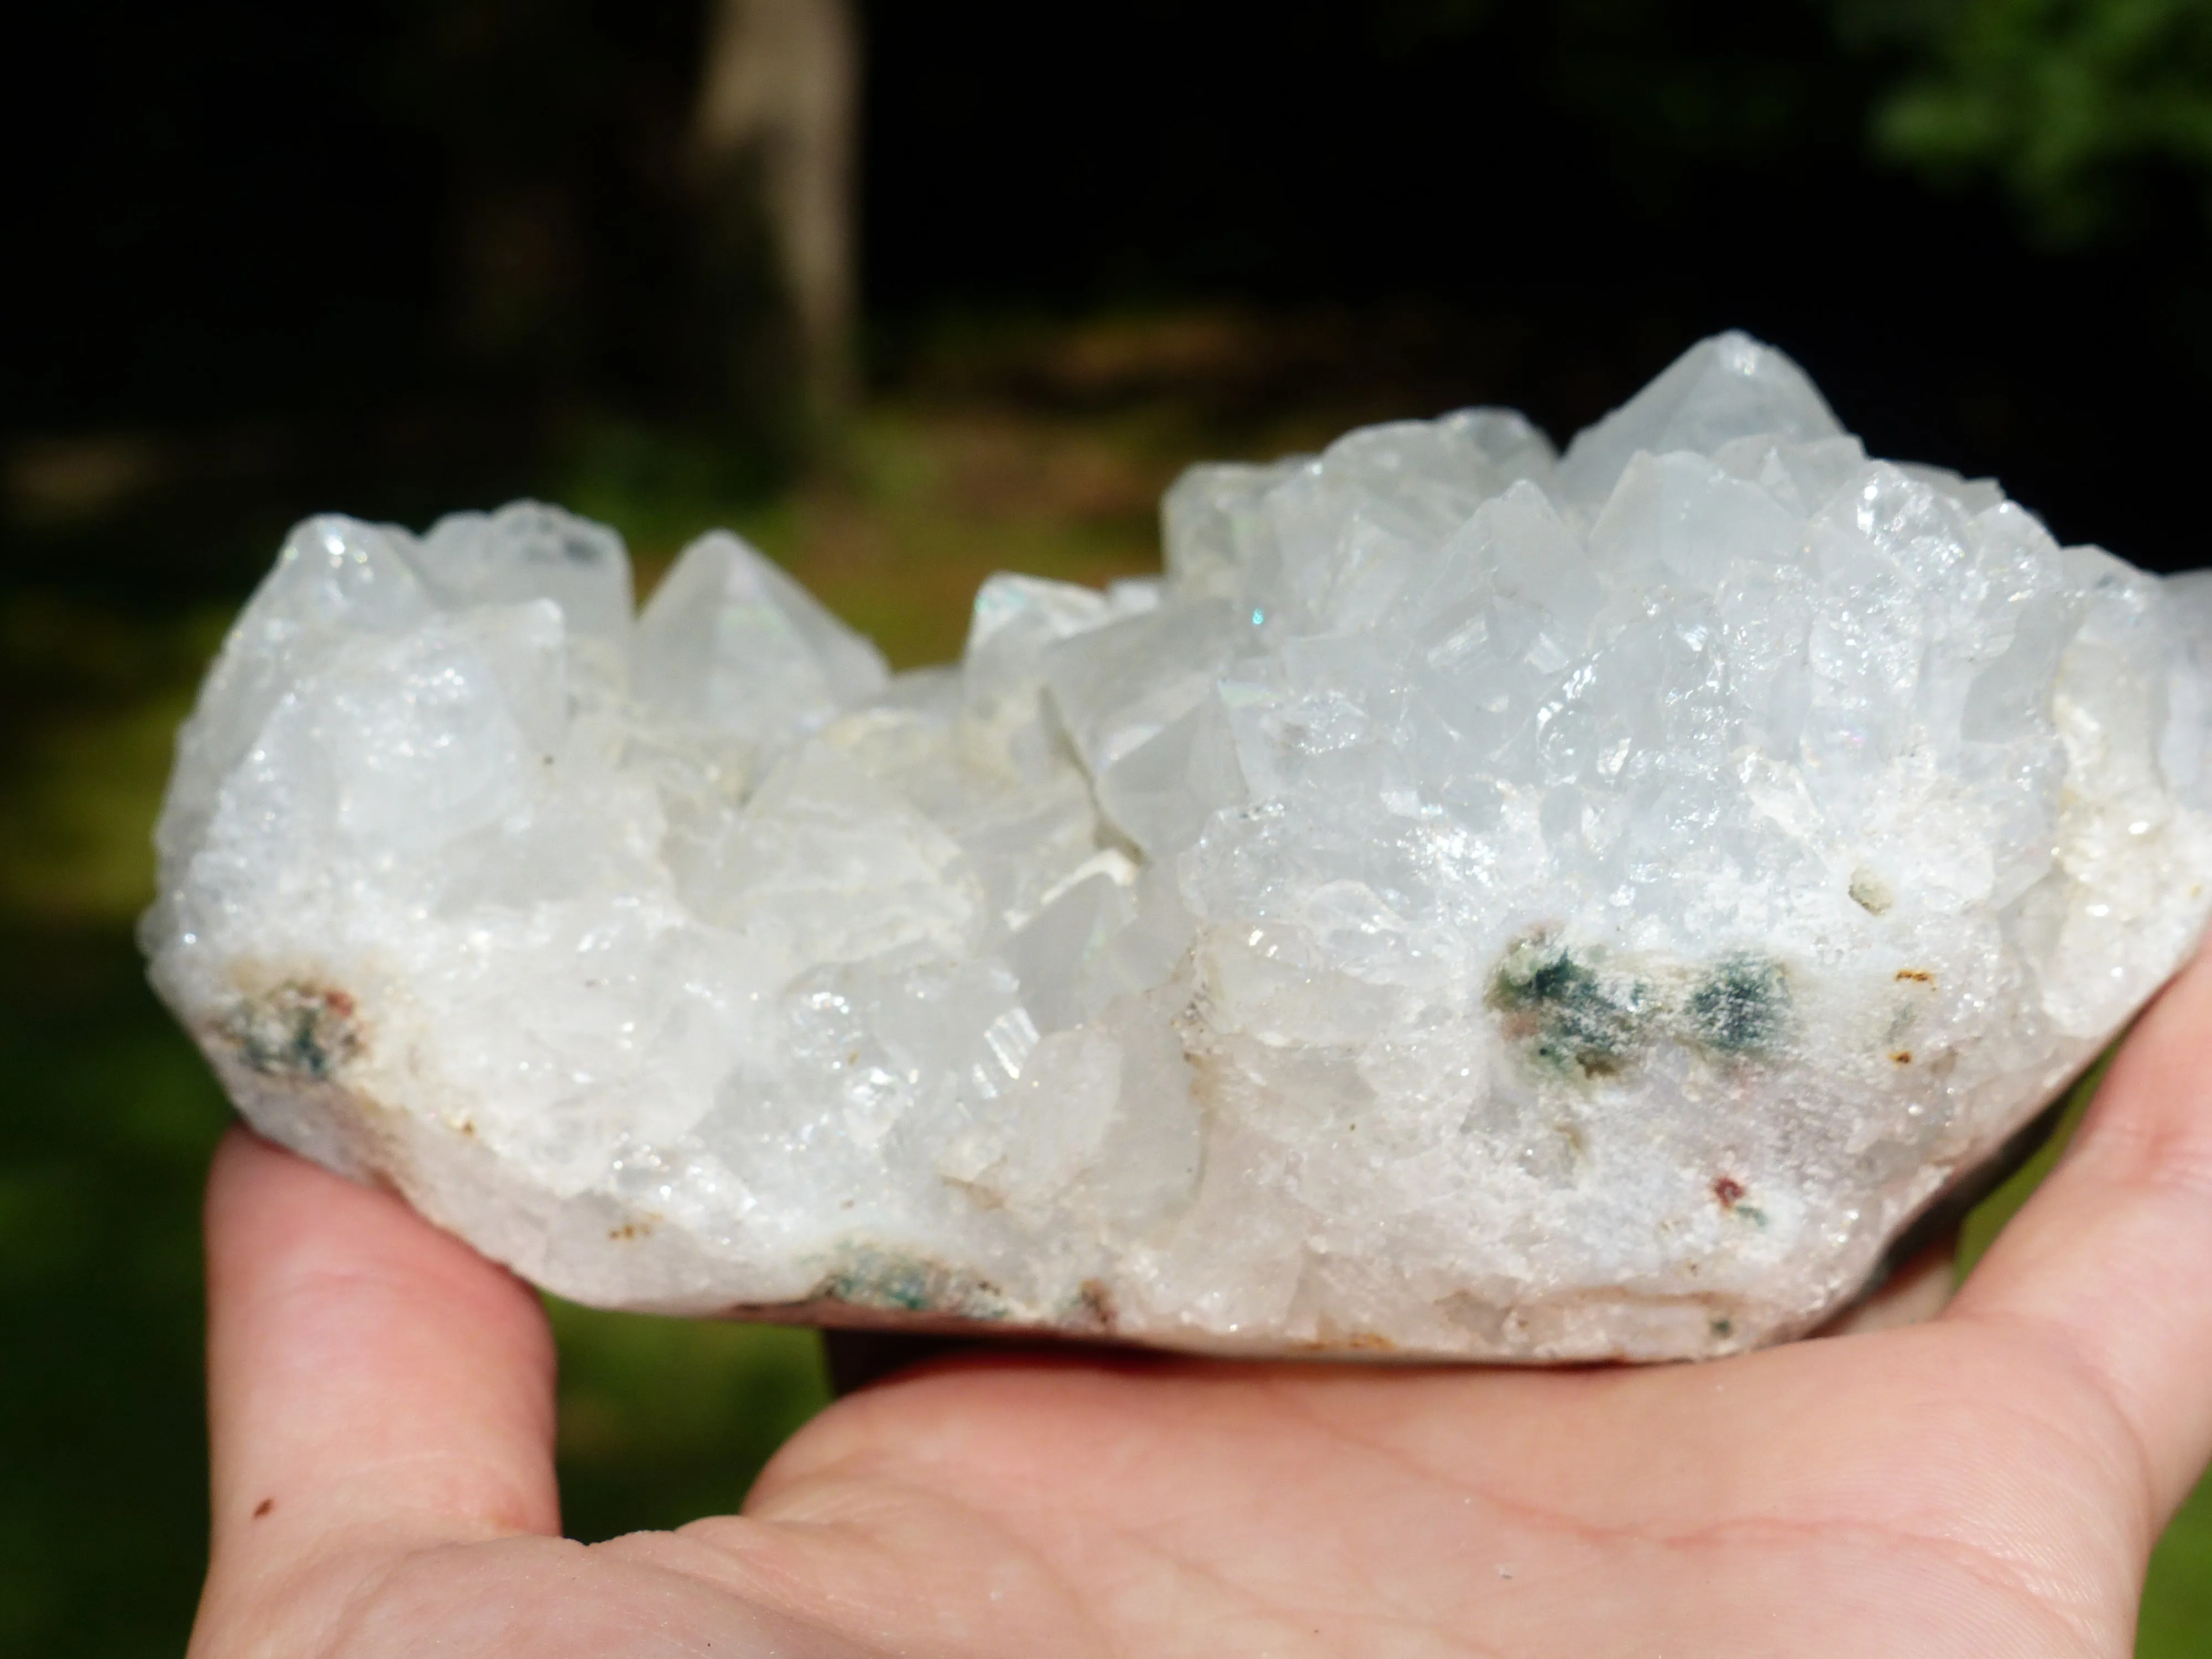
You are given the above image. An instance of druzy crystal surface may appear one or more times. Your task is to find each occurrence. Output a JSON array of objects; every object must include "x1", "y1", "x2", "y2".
[{"x1": 145, "y1": 334, "x2": 2212, "y2": 1360}]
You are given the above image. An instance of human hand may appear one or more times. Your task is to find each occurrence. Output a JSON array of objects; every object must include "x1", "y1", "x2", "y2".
[{"x1": 189, "y1": 948, "x2": 2212, "y2": 1658}]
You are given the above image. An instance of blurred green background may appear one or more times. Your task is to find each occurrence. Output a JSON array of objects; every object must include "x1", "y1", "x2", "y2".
[{"x1": 6, "y1": 1, "x2": 2212, "y2": 1652}]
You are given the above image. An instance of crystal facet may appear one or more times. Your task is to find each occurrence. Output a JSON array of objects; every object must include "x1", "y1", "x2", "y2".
[{"x1": 145, "y1": 333, "x2": 2212, "y2": 1360}]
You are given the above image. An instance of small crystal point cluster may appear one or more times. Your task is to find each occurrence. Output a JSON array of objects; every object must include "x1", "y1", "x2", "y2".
[{"x1": 147, "y1": 334, "x2": 2212, "y2": 1360}]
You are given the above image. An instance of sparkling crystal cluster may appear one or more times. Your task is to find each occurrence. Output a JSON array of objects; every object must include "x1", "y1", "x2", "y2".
[{"x1": 145, "y1": 334, "x2": 2212, "y2": 1360}]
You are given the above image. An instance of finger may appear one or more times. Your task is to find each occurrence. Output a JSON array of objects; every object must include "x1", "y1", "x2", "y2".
[
  {"x1": 1949, "y1": 941, "x2": 2212, "y2": 1520},
  {"x1": 1816, "y1": 1237, "x2": 1957, "y2": 1338},
  {"x1": 195, "y1": 1128, "x2": 559, "y2": 1649}
]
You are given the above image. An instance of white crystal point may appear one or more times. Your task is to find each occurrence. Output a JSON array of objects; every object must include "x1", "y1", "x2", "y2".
[
  {"x1": 635, "y1": 529, "x2": 889, "y2": 751},
  {"x1": 1559, "y1": 331, "x2": 1843, "y2": 506},
  {"x1": 416, "y1": 500, "x2": 633, "y2": 646},
  {"x1": 147, "y1": 332, "x2": 2212, "y2": 1363}
]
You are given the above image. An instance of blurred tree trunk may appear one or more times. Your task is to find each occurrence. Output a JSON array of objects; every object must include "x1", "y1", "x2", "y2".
[{"x1": 695, "y1": 0, "x2": 859, "y2": 458}]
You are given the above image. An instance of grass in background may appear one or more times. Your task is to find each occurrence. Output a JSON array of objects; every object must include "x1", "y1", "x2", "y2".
[
  {"x1": 3, "y1": 311, "x2": 2206, "y2": 1652},
  {"x1": 551, "y1": 1307, "x2": 827, "y2": 1541},
  {"x1": 0, "y1": 930, "x2": 225, "y2": 1657}
]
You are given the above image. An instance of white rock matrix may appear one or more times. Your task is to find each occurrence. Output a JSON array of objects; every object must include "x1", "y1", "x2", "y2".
[{"x1": 146, "y1": 334, "x2": 2212, "y2": 1361}]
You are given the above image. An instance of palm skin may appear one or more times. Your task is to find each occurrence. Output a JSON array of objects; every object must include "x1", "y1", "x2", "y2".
[{"x1": 191, "y1": 948, "x2": 2212, "y2": 1658}]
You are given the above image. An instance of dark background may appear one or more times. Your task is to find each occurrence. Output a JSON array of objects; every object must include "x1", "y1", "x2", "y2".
[
  {"x1": 8, "y1": 0, "x2": 2210, "y2": 588},
  {"x1": 4, "y1": 3, "x2": 2211, "y2": 1654}
]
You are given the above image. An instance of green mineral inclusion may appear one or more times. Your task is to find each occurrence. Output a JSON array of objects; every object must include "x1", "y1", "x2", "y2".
[
  {"x1": 817, "y1": 1246, "x2": 1010, "y2": 1320},
  {"x1": 1489, "y1": 935, "x2": 1791, "y2": 1077},
  {"x1": 231, "y1": 984, "x2": 356, "y2": 1081},
  {"x1": 827, "y1": 1254, "x2": 939, "y2": 1312},
  {"x1": 1488, "y1": 936, "x2": 1651, "y2": 1076},
  {"x1": 1686, "y1": 952, "x2": 1790, "y2": 1055}
]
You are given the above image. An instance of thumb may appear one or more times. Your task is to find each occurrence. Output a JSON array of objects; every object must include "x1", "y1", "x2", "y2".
[
  {"x1": 1948, "y1": 942, "x2": 2212, "y2": 1526},
  {"x1": 191, "y1": 1128, "x2": 559, "y2": 1656}
]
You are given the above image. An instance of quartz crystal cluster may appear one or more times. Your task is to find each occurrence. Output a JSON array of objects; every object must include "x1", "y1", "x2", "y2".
[{"x1": 145, "y1": 334, "x2": 2212, "y2": 1360}]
